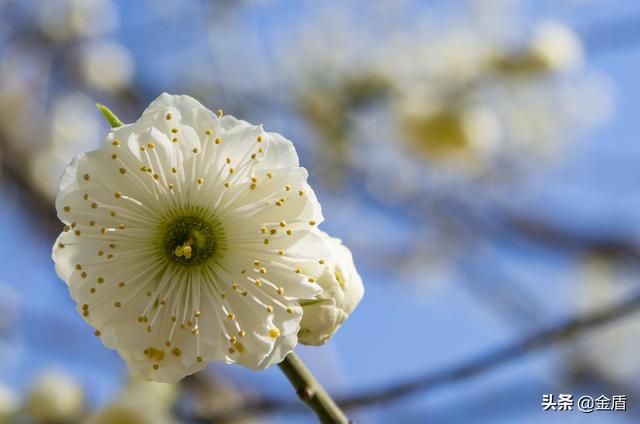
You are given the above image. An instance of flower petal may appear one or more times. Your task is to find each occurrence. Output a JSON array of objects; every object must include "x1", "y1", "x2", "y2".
[{"x1": 53, "y1": 94, "x2": 332, "y2": 381}]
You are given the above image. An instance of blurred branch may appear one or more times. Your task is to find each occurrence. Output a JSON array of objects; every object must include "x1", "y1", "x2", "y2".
[
  {"x1": 568, "y1": 367, "x2": 640, "y2": 416},
  {"x1": 196, "y1": 289, "x2": 640, "y2": 421},
  {"x1": 456, "y1": 263, "x2": 543, "y2": 327},
  {"x1": 0, "y1": 136, "x2": 59, "y2": 232},
  {"x1": 502, "y1": 212, "x2": 640, "y2": 263}
]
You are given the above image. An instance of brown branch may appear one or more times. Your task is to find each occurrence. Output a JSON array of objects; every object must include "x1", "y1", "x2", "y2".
[
  {"x1": 195, "y1": 289, "x2": 640, "y2": 422},
  {"x1": 278, "y1": 352, "x2": 349, "y2": 424}
]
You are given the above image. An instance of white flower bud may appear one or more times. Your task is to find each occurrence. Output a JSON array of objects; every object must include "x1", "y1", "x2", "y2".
[
  {"x1": 24, "y1": 371, "x2": 84, "y2": 423},
  {"x1": 299, "y1": 233, "x2": 364, "y2": 346}
]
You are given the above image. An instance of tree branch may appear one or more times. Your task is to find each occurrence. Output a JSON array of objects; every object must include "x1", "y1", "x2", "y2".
[
  {"x1": 278, "y1": 352, "x2": 349, "y2": 424},
  {"x1": 503, "y1": 213, "x2": 640, "y2": 262},
  {"x1": 196, "y1": 289, "x2": 640, "y2": 421}
]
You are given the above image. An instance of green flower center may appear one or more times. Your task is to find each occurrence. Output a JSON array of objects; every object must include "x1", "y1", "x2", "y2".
[{"x1": 162, "y1": 216, "x2": 217, "y2": 266}]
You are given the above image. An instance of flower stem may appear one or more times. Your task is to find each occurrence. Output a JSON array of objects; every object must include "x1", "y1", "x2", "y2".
[{"x1": 278, "y1": 352, "x2": 349, "y2": 424}]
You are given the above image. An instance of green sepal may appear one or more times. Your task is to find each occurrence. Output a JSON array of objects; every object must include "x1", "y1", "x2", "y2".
[{"x1": 96, "y1": 103, "x2": 124, "y2": 128}]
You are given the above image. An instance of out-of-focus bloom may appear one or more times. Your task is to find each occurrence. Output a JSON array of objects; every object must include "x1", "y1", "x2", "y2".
[
  {"x1": 530, "y1": 21, "x2": 583, "y2": 73},
  {"x1": 52, "y1": 94, "x2": 328, "y2": 382},
  {"x1": 392, "y1": 28, "x2": 490, "y2": 85},
  {"x1": 352, "y1": 16, "x2": 611, "y2": 185},
  {"x1": 84, "y1": 398, "x2": 174, "y2": 424},
  {"x1": 399, "y1": 98, "x2": 502, "y2": 168},
  {"x1": 572, "y1": 257, "x2": 640, "y2": 388},
  {"x1": 84, "y1": 381, "x2": 176, "y2": 424},
  {"x1": 282, "y1": 3, "x2": 612, "y2": 190},
  {"x1": 48, "y1": 93, "x2": 104, "y2": 154},
  {"x1": 0, "y1": 50, "x2": 48, "y2": 152},
  {"x1": 490, "y1": 21, "x2": 583, "y2": 77},
  {"x1": 299, "y1": 233, "x2": 363, "y2": 346},
  {"x1": 35, "y1": 0, "x2": 118, "y2": 42},
  {"x1": 79, "y1": 41, "x2": 135, "y2": 92},
  {"x1": 30, "y1": 93, "x2": 103, "y2": 197},
  {"x1": 24, "y1": 371, "x2": 84, "y2": 423},
  {"x1": 0, "y1": 382, "x2": 17, "y2": 422},
  {"x1": 191, "y1": 375, "x2": 255, "y2": 423},
  {"x1": 390, "y1": 24, "x2": 589, "y2": 169},
  {"x1": 125, "y1": 380, "x2": 178, "y2": 405}
]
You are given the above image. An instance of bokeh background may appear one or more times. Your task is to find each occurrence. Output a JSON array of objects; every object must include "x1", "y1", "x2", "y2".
[{"x1": 1, "y1": 0, "x2": 639, "y2": 422}]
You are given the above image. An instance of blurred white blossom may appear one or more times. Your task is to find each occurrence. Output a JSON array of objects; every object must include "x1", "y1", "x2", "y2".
[
  {"x1": 0, "y1": 49, "x2": 49, "y2": 152},
  {"x1": 35, "y1": 0, "x2": 118, "y2": 42},
  {"x1": 273, "y1": 2, "x2": 614, "y2": 193},
  {"x1": 84, "y1": 381, "x2": 177, "y2": 424},
  {"x1": 396, "y1": 93, "x2": 503, "y2": 169},
  {"x1": 79, "y1": 41, "x2": 134, "y2": 92},
  {"x1": 388, "y1": 22, "x2": 603, "y2": 169},
  {"x1": 0, "y1": 382, "x2": 17, "y2": 422},
  {"x1": 126, "y1": 380, "x2": 178, "y2": 405},
  {"x1": 573, "y1": 258, "x2": 640, "y2": 389},
  {"x1": 191, "y1": 375, "x2": 256, "y2": 423},
  {"x1": 530, "y1": 20, "x2": 584, "y2": 72},
  {"x1": 30, "y1": 92, "x2": 103, "y2": 197},
  {"x1": 24, "y1": 371, "x2": 84, "y2": 423}
]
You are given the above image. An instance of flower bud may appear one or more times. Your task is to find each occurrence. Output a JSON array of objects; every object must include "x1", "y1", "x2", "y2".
[{"x1": 299, "y1": 234, "x2": 364, "y2": 346}]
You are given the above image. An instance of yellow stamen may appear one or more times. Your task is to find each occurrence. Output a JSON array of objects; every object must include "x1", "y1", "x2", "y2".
[{"x1": 268, "y1": 328, "x2": 280, "y2": 338}]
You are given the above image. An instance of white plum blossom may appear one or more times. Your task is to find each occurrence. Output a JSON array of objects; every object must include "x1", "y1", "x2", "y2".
[
  {"x1": 298, "y1": 233, "x2": 364, "y2": 346},
  {"x1": 53, "y1": 94, "x2": 329, "y2": 382}
]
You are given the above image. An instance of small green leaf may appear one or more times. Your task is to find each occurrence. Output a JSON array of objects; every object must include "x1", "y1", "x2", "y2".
[{"x1": 96, "y1": 103, "x2": 124, "y2": 128}]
